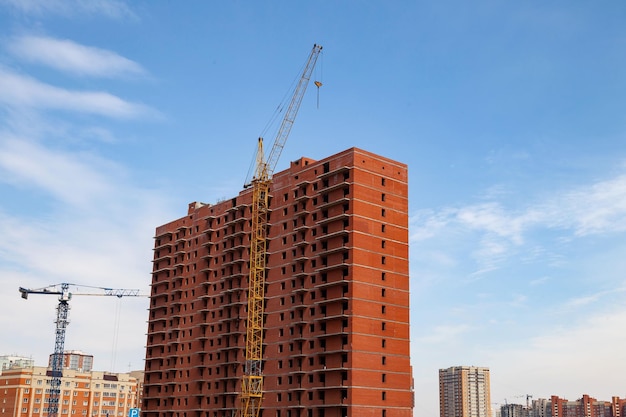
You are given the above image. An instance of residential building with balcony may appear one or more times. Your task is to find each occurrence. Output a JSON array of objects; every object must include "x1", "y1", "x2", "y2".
[{"x1": 142, "y1": 147, "x2": 412, "y2": 417}]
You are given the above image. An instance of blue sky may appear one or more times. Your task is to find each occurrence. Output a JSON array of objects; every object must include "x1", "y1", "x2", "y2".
[{"x1": 1, "y1": 1, "x2": 625, "y2": 416}]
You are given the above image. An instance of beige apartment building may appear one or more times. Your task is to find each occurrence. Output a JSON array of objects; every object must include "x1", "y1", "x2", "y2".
[
  {"x1": 0, "y1": 365, "x2": 142, "y2": 417},
  {"x1": 439, "y1": 366, "x2": 491, "y2": 417}
]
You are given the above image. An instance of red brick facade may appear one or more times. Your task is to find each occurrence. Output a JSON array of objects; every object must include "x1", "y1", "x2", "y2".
[
  {"x1": 142, "y1": 148, "x2": 412, "y2": 417},
  {"x1": 550, "y1": 395, "x2": 626, "y2": 417}
]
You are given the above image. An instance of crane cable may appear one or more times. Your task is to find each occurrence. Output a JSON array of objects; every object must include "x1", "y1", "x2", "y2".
[
  {"x1": 314, "y1": 50, "x2": 324, "y2": 108},
  {"x1": 109, "y1": 298, "x2": 123, "y2": 372},
  {"x1": 244, "y1": 51, "x2": 315, "y2": 186}
]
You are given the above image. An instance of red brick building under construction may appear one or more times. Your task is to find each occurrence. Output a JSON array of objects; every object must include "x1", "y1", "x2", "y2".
[{"x1": 142, "y1": 147, "x2": 413, "y2": 417}]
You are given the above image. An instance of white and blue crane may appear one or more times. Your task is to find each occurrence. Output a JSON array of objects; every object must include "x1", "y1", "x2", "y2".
[{"x1": 19, "y1": 283, "x2": 145, "y2": 417}]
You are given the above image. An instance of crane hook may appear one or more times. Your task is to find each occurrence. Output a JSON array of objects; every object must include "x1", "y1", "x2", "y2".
[{"x1": 314, "y1": 81, "x2": 322, "y2": 108}]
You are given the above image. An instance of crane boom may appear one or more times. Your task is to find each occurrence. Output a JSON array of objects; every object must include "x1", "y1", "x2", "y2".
[
  {"x1": 240, "y1": 43, "x2": 322, "y2": 417},
  {"x1": 19, "y1": 283, "x2": 146, "y2": 417},
  {"x1": 257, "y1": 44, "x2": 323, "y2": 181}
]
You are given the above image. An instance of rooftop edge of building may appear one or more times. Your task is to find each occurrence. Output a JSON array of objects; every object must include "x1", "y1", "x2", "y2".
[{"x1": 154, "y1": 146, "x2": 407, "y2": 236}]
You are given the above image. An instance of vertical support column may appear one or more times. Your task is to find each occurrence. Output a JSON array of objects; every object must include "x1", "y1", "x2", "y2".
[
  {"x1": 241, "y1": 178, "x2": 269, "y2": 417},
  {"x1": 49, "y1": 283, "x2": 70, "y2": 417}
]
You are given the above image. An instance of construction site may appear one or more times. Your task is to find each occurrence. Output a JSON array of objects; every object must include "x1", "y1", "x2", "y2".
[{"x1": 141, "y1": 45, "x2": 413, "y2": 417}]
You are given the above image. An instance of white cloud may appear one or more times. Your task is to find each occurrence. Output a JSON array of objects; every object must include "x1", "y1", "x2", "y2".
[
  {"x1": 410, "y1": 208, "x2": 454, "y2": 241},
  {"x1": 410, "y1": 168, "x2": 626, "y2": 273},
  {"x1": 562, "y1": 175, "x2": 626, "y2": 236},
  {"x1": 0, "y1": 0, "x2": 134, "y2": 19},
  {"x1": 8, "y1": 36, "x2": 145, "y2": 78},
  {"x1": 489, "y1": 306, "x2": 626, "y2": 404},
  {"x1": 80, "y1": 126, "x2": 118, "y2": 143},
  {"x1": 508, "y1": 293, "x2": 527, "y2": 307},
  {"x1": 409, "y1": 170, "x2": 626, "y2": 413},
  {"x1": 0, "y1": 136, "x2": 118, "y2": 207},
  {"x1": 457, "y1": 202, "x2": 525, "y2": 245},
  {"x1": 0, "y1": 135, "x2": 170, "y2": 285},
  {"x1": 417, "y1": 323, "x2": 473, "y2": 344},
  {"x1": 562, "y1": 285, "x2": 626, "y2": 310},
  {"x1": 0, "y1": 206, "x2": 157, "y2": 372},
  {"x1": 0, "y1": 134, "x2": 173, "y2": 372},
  {"x1": 529, "y1": 276, "x2": 550, "y2": 286},
  {"x1": 0, "y1": 68, "x2": 153, "y2": 118}
]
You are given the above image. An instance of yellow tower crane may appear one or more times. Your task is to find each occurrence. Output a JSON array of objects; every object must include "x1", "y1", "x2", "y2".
[{"x1": 240, "y1": 43, "x2": 323, "y2": 417}]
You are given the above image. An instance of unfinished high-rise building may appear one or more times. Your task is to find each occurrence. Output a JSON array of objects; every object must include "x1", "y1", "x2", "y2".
[{"x1": 142, "y1": 147, "x2": 413, "y2": 417}]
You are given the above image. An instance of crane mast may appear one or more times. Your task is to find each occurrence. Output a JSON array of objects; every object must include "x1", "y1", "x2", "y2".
[
  {"x1": 240, "y1": 43, "x2": 322, "y2": 417},
  {"x1": 19, "y1": 283, "x2": 144, "y2": 417}
]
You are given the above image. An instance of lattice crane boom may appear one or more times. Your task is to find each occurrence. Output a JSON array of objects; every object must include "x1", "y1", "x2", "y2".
[
  {"x1": 240, "y1": 43, "x2": 322, "y2": 417},
  {"x1": 259, "y1": 44, "x2": 323, "y2": 182},
  {"x1": 19, "y1": 283, "x2": 146, "y2": 417}
]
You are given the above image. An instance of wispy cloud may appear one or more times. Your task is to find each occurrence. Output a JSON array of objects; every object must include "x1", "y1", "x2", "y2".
[
  {"x1": 529, "y1": 276, "x2": 550, "y2": 286},
  {"x1": 561, "y1": 174, "x2": 626, "y2": 236},
  {"x1": 0, "y1": 0, "x2": 134, "y2": 19},
  {"x1": 0, "y1": 192, "x2": 162, "y2": 371},
  {"x1": 0, "y1": 134, "x2": 172, "y2": 371},
  {"x1": 509, "y1": 293, "x2": 527, "y2": 307},
  {"x1": 410, "y1": 170, "x2": 626, "y2": 274},
  {"x1": 489, "y1": 306, "x2": 626, "y2": 403},
  {"x1": 562, "y1": 285, "x2": 626, "y2": 310},
  {"x1": 457, "y1": 202, "x2": 526, "y2": 245},
  {"x1": 0, "y1": 135, "x2": 118, "y2": 207},
  {"x1": 8, "y1": 36, "x2": 145, "y2": 78},
  {"x1": 418, "y1": 323, "x2": 473, "y2": 344},
  {"x1": 0, "y1": 68, "x2": 153, "y2": 118},
  {"x1": 409, "y1": 208, "x2": 455, "y2": 241}
]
